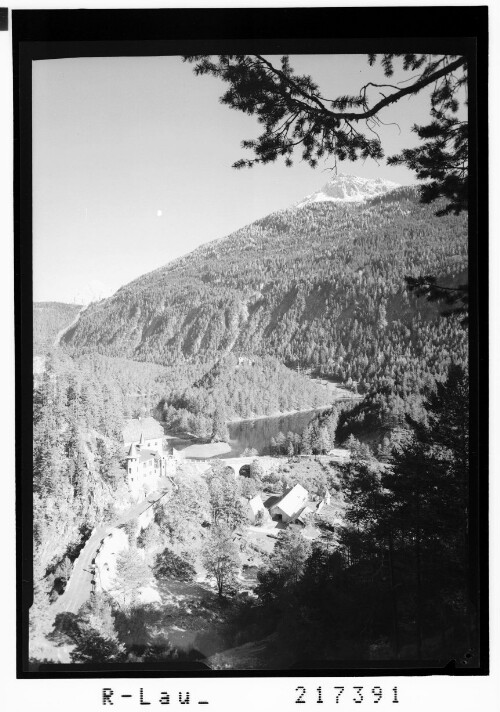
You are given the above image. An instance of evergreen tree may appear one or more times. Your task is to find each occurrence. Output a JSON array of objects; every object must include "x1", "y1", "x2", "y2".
[
  {"x1": 337, "y1": 364, "x2": 471, "y2": 659},
  {"x1": 70, "y1": 628, "x2": 127, "y2": 663},
  {"x1": 211, "y1": 406, "x2": 229, "y2": 443},
  {"x1": 324, "y1": 408, "x2": 339, "y2": 445},
  {"x1": 300, "y1": 424, "x2": 314, "y2": 455},
  {"x1": 185, "y1": 53, "x2": 468, "y2": 216},
  {"x1": 312, "y1": 425, "x2": 331, "y2": 454},
  {"x1": 256, "y1": 528, "x2": 311, "y2": 609},
  {"x1": 275, "y1": 431, "x2": 287, "y2": 455},
  {"x1": 29, "y1": 558, "x2": 55, "y2": 661},
  {"x1": 380, "y1": 364, "x2": 471, "y2": 657}
]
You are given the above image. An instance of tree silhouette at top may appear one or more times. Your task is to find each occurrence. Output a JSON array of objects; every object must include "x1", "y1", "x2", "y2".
[{"x1": 184, "y1": 53, "x2": 468, "y2": 216}]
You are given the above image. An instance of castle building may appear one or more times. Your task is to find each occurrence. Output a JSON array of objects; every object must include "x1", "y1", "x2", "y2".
[{"x1": 123, "y1": 417, "x2": 174, "y2": 498}]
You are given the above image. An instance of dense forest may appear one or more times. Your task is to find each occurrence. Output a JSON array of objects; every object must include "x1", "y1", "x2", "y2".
[
  {"x1": 249, "y1": 366, "x2": 473, "y2": 663},
  {"x1": 159, "y1": 354, "x2": 335, "y2": 438},
  {"x1": 66, "y1": 351, "x2": 333, "y2": 437},
  {"x1": 33, "y1": 302, "x2": 82, "y2": 356}
]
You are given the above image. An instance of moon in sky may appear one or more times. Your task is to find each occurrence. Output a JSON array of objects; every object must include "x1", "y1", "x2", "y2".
[{"x1": 157, "y1": 209, "x2": 163, "y2": 217}]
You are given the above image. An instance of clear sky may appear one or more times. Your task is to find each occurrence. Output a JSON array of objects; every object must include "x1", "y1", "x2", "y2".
[{"x1": 33, "y1": 53, "x2": 436, "y2": 304}]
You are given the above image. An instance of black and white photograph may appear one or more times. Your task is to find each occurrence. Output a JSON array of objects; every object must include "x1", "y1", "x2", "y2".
[{"x1": 13, "y1": 5, "x2": 489, "y2": 687}]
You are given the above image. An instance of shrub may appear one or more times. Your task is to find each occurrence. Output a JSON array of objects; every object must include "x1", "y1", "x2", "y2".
[
  {"x1": 255, "y1": 509, "x2": 265, "y2": 527},
  {"x1": 153, "y1": 548, "x2": 196, "y2": 582}
]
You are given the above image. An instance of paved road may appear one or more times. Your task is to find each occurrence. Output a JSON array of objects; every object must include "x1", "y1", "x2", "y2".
[{"x1": 51, "y1": 488, "x2": 170, "y2": 617}]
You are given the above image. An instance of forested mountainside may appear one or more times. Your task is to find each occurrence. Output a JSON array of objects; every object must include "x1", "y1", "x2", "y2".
[
  {"x1": 62, "y1": 187, "x2": 467, "y2": 399},
  {"x1": 33, "y1": 302, "x2": 82, "y2": 356},
  {"x1": 159, "y1": 354, "x2": 334, "y2": 437},
  {"x1": 71, "y1": 351, "x2": 334, "y2": 439},
  {"x1": 45, "y1": 349, "x2": 330, "y2": 441}
]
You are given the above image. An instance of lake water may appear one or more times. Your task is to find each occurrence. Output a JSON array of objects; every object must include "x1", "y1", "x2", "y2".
[
  {"x1": 164, "y1": 409, "x2": 326, "y2": 458},
  {"x1": 164, "y1": 383, "x2": 359, "y2": 459},
  {"x1": 164, "y1": 409, "x2": 328, "y2": 458},
  {"x1": 225, "y1": 409, "x2": 329, "y2": 457}
]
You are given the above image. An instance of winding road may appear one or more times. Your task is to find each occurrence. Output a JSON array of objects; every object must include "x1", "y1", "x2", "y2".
[{"x1": 51, "y1": 488, "x2": 170, "y2": 618}]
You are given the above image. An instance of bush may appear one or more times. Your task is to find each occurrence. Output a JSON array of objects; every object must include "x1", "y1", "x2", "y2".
[
  {"x1": 153, "y1": 548, "x2": 196, "y2": 582},
  {"x1": 262, "y1": 470, "x2": 283, "y2": 489},
  {"x1": 249, "y1": 459, "x2": 265, "y2": 481},
  {"x1": 137, "y1": 522, "x2": 162, "y2": 551},
  {"x1": 255, "y1": 509, "x2": 265, "y2": 527},
  {"x1": 53, "y1": 612, "x2": 81, "y2": 642},
  {"x1": 70, "y1": 627, "x2": 127, "y2": 663},
  {"x1": 239, "y1": 477, "x2": 258, "y2": 500}
]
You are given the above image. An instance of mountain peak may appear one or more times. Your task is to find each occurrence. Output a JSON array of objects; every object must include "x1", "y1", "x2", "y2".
[{"x1": 296, "y1": 173, "x2": 401, "y2": 208}]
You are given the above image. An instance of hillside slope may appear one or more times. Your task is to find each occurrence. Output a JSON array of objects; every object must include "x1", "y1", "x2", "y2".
[
  {"x1": 62, "y1": 181, "x2": 467, "y2": 394},
  {"x1": 33, "y1": 301, "x2": 83, "y2": 356}
]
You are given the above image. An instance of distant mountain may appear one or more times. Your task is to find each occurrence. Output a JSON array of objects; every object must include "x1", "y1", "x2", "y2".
[
  {"x1": 33, "y1": 301, "x2": 83, "y2": 356},
  {"x1": 62, "y1": 180, "x2": 467, "y2": 400},
  {"x1": 72, "y1": 280, "x2": 113, "y2": 306},
  {"x1": 296, "y1": 173, "x2": 402, "y2": 207}
]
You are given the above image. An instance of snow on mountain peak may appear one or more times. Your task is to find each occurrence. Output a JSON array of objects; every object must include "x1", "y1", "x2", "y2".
[
  {"x1": 296, "y1": 173, "x2": 401, "y2": 208},
  {"x1": 72, "y1": 279, "x2": 113, "y2": 306}
]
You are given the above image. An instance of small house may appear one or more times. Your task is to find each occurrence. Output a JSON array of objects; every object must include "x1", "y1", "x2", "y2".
[
  {"x1": 246, "y1": 494, "x2": 268, "y2": 525},
  {"x1": 294, "y1": 505, "x2": 315, "y2": 525}
]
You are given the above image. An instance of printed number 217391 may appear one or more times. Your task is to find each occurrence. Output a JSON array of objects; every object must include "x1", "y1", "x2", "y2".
[{"x1": 295, "y1": 686, "x2": 399, "y2": 704}]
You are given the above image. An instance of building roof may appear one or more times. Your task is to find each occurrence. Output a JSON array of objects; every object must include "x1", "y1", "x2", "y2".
[
  {"x1": 263, "y1": 494, "x2": 281, "y2": 509},
  {"x1": 295, "y1": 505, "x2": 314, "y2": 523},
  {"x1": 274, "y1": 484, "x2": 308, "y2": 518},
  {"x1": 127, "y1": 443, "x2": 138, "y2": 458},
  {"x1": 138, "y1": 449, "x2": 157, "y2": 463},
  {"x1": 122, "y1": 417, "x2": 164, "y2": 443}
]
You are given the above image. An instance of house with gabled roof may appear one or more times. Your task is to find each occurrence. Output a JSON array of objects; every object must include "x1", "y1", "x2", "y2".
[
  {"x1": 295, "y1": 504, "x2": 315, "y2": 525},
  {"x1": 269, "y1": 483, "x2": 309, "y2": 524},
  {"x1": 245, "y1": 494, "x2": 269, "y2": 525}
]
